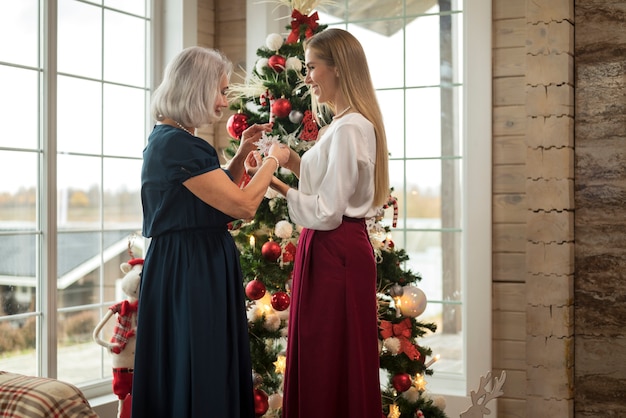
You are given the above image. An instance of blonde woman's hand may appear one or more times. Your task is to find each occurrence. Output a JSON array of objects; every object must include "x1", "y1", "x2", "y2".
[{"x1": 268, "y1": 142, "x2": 290, "y2": 166}]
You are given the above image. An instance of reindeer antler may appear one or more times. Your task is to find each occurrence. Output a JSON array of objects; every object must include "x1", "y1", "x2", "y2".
[{"x1": 462, "y1": 370, "x2": 507, "y2": 417}]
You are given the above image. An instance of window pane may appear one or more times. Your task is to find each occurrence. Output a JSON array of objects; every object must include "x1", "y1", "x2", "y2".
[
  {"x1": 388, "y1": 158, "x2": 404, "y2": 196},
  {"x1": 0, "y1": 151, "x2": 38, "y2": 225},
  {"x1": 406, "y1": 158, "x2": 441, "y2": 200},
  {"x1": 58, "y1": 308, "x2": 111, "y2": 383},
  {"x1": 58, "y1": 76, "x2": 103, "y2": 155},
  {"x1": 0, "y1": 230, "x2": 38, "y2": 376},
  {"x1": 406, "y1": 13, "x2": 442, "y2": 87},
  {"x1": 0, "y1": 0, "x2": 39, "y2": 67},
  {"x1": 0, "y1": 235, "x2": 38, "y2": 298},
  {"x1": 420, "y1": 307, "x2": 463, "y2": 374},
  {"x1": 57, "y1": 230, "x2": 138, "y2": 385},
  {"x1": 347, "y1": 21, "x2": 404, "y2": 89},
  {"x1": 0, "y1": 315, "x2": 37, "y2": 376},
  {"x1": 104, "y1": 10, "x2": 146, "y2": 86},
  {"x1": 378, "y1": 89, "x2": 404, "y2": 159},
  {"x1": 103, "y1": 84, "x2": 146, "y2": 157},
  {"x1": 58, "y1": 154, "x2": 102, "y2": 227},
  {"x1": 0, "y1": 66, "x2": 39, "y2": 149},
  {"x1": 325, "y1": 0, "x2": 441, "y2": 21},
  {"x1": 405, "y1": 87, "x2": 442, "y2": 158},
  {"x1": 58, "y1": 0, "x2": 102, "y2": 79},
  {"x1": 103, "y1": 157, "x2": 143, "y2": 226},
  {"x1": 105, "y1": 0, "x2": 147, "y2": 17}
]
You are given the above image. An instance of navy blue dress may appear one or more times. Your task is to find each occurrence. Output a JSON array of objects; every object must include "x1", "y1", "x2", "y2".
[{"x1": 131, "y1": 124, "x2": 254, "y2": 418}]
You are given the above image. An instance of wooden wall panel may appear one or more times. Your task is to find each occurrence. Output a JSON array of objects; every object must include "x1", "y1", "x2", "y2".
[
  {"x1": 215, "y1": 0, "x2": 246, "y2": 153},
  {"x1": 524, "y1": 0, "x2": 575, "y2": 415},
  {"x1": 492, "y1": 1, "x2": 529, "y2": 407}
]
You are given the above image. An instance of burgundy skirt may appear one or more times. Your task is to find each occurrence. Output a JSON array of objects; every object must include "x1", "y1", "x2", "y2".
[{"x1": 282, "y1": 217, "x2": 382, "y2": 418}]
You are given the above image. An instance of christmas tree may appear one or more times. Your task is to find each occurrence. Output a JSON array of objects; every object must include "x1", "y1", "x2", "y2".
[{"x1": 225, "y1": 1, "x2": 448, "y2": 417}]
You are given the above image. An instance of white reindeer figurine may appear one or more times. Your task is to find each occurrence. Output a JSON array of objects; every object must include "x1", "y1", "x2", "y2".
[{"x1": 460, "y1": 370, "x2": 506, "y2": 418}]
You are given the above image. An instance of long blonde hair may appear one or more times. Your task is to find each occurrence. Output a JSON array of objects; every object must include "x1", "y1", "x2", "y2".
[{"x1": 305, "y1": 28, "x2": 390, "y2": 207}]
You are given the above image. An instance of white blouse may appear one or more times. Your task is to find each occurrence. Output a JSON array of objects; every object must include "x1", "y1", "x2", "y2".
[{"x1": 286, "y1": 113, "x2": 378, "y2": 231}]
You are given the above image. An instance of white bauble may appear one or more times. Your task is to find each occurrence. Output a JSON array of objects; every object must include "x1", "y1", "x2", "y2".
[
  {"x1": 383, "y1": 337, "x2": 401, "y2": 355},
  {"x1": 398, "y1": 285, "x2": 427, "y2": 318},
  {"x1": 266, "y1": 33, "x2": 284, "y2": 50},
  {"x1": 433, "y1": 395, "x2": 446, "y2": 410},
  {"x1": 285, "y1": 56, "x2": 302, "y2": 71},
  {"x1": 255, "y1": 58, "x2": 269, "y2": 75},
  {"x1": 268, "y1": 393, "x2": 283, "y2": 410},
  {"x1": 401, "y1": 387, "x2": 420, "y2": 403},
  {"x1": 274, "y1": 220, "x2": 293, "y2": 239},
  {"x1": 263, "y1": 312, "x2": 281, "y2": 331}
]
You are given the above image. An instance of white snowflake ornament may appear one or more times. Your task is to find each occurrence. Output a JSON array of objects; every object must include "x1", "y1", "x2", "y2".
[{"x1": 254, "y1": 131, "x2": 281, "y2": 156}]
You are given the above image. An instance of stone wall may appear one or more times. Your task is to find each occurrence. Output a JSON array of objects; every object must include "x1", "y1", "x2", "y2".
[{"x1": 574, "y1": 1, "x2": 626, "y2": 416}]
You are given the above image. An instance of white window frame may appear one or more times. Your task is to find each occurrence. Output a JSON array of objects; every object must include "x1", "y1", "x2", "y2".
[
  {"x1": 22, "y1": 0, "x2": 161, "y2": 408},
  {"x1": 247, "y1": 1, "x2": 492, "y2": 416}
]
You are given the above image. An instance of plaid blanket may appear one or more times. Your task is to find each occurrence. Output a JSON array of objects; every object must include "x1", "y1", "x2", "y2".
[{"x1": 0, "y1": 371, "x2": 98, "y2": 417}]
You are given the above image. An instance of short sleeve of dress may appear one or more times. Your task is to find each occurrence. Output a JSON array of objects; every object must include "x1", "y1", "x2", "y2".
[
  {"x1": 166, "y1": 136, "x2": 222, "y2": 184},
  {"x1": 143, "y1": 125, "x2": 223, "y2": 187}
]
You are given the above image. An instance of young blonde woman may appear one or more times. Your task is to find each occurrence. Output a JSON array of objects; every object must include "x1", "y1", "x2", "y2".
[{"x1": 270, "y1": 28, "x2": 389, "y2": 418}]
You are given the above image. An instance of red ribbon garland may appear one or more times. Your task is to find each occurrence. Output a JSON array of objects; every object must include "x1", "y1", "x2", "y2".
[
  {"x1": 286, "y1": 9, "x2": 319, "y2": 44},
  {"x1": 380, "y1": 318, "x2": 421, "y2": 361}
]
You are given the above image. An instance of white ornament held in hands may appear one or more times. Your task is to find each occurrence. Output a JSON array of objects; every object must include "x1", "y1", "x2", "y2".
[{"x1": 255, "y1": 131, "x2": 281, "y2": 156}]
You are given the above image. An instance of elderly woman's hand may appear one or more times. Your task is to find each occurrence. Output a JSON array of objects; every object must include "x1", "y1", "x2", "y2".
[
  {"x1": 244, "y1": 150, "x2": 263, "y2": 177},
  {"x1": 237, "y1": 122, "x2": 273, "y2": 157}
]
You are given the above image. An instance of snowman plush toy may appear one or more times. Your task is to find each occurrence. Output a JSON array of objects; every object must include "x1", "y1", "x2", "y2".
[{"x1": 93, "y1": 258, "x2": 143, "y2": 418}]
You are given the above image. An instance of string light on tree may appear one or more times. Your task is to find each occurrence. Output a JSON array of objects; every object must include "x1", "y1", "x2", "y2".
[
  {"x1": 273, "y1": 354, "x2": 286, "y2": 374},
  {"x1": 425, "y1": 354, "x2": 441, "y2": 368}
]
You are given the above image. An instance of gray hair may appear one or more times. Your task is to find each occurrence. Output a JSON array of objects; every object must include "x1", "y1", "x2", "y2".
[{"x1": 151, "y1": 46, "x2": 232, "y2": 127}]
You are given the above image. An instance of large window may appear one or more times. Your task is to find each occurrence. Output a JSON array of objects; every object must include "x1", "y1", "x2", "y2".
[
  {"x1": 318, "y1": 1, "x2": 467, "y2": 378},
  {"x1": 248, "y1": 1, "x2": 491, "y2": 413},
  {"x1": 0, "y1": 0, "x2": 150, "y2": 394}
]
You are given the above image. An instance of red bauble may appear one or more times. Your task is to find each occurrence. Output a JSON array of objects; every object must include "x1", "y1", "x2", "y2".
[
  {"x1": 227, "y1": 113, "x2": 248, "y2": 139},
  {"x1": 253, "y1": 388, "x2": 269, "y2": 417},
  {"x1": 271, "y1": 98, "x2": 292, "y2": 119},
  {"x1": 245, "y1": 279, "x2": 266, "y2": 300},
  {"x1": 271, "y1": 291, "x2": 290, "y2": 311},
  {"x1": 261, "y1": 241, "x2": 282, "y2": 262},
  {"x1": 391, "y1": 373, "x2": 412, "y2": 393},
  {"x1": 268, "y1": 55, "x2": 286, "y2": 73}
]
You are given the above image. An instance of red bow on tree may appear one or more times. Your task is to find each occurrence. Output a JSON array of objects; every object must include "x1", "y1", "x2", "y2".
[
  {"x1": 286, "y1": 9, "x2": 319, "y2": 44},
  {"x1": 380, "y1": 318, "x2": 421, "y2": 361}
]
